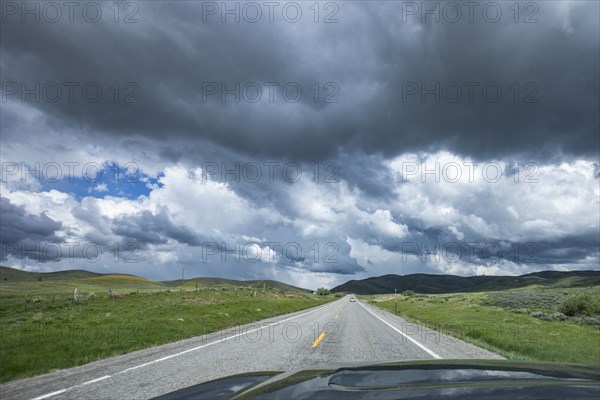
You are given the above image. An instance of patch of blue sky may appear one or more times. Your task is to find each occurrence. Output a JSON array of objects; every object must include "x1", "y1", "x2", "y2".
[{"x1": 34, "y1": 161, "x2": 164, "y2": 200}]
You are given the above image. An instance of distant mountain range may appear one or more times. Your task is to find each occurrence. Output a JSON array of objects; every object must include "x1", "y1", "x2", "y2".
[
  {"x1": 0, "y1": 266, "x2": 310, "y2": 293},
  {"x1": 3, "y1": 266, "x2": 598, "y2": 295},
  {"x1": 331, "y1": 270, "x2": 600, "y2": 294}
]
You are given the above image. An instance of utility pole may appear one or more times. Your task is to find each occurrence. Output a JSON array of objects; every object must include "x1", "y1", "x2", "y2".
[
  {"x1": 181, "y1": 267, "x2": 185, "y2": 280},
  {"x1": 395, "y1": 288, "x2": 398, "y2": 315}
]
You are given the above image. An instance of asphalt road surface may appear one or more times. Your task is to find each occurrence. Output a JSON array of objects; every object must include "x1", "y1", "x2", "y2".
[{"x1": 1, "y1": 296, "x2": 502, "y2": 400}]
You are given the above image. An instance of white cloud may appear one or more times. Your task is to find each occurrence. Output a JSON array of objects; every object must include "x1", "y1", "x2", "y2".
[
  {"x1": 92, "y1": 183, "x2": 108, "y2": 193},
  {"x1": 387, "y1": 152, "x2": 600, "y2": 243},
  {"x1": 1, "y1": 151, "x2": 598, "y2": 287}
]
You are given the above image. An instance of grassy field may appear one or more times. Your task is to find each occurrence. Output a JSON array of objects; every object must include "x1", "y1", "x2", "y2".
[
  {"x1": 0, "y1": 275, "x2": 333, "y2": 383},
  {"x1": 365, "y1": 287, "x2": 600, "y2": 365}
]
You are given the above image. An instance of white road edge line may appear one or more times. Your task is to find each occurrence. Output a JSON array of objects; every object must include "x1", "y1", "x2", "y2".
[
  {"x1": 30, "y1": 389, "x2": 67, "y2": 400},
  {"x1": 29, "y1": 300, "x2": 340, "y2": 400},
  {"x1": 30, "y1": 376, "x2": 110, "y2": 400},
  {"x1": 357, "y1": 300, "x2": 442, "y2": 359}
]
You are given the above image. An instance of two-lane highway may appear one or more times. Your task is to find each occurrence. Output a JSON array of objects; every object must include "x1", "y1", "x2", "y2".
[{"x1": 0, "y1": 296, "x2": 502, "y2": 400}]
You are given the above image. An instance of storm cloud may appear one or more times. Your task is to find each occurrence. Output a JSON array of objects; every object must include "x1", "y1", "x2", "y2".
[
  {"x1": 0, "y1": 1, "x2": 598, "y2": 287},
  {"x1": 0, "y1": 196, "x2": 63, "y2": 261},
  {"x1": 1, "y1": 1, "x2": 598, "y2": 162}
]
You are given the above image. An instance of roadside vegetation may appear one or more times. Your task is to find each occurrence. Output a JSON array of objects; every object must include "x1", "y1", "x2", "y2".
[
  {"x1": 365, "y1": 287, "x2": 600, "y2": 365},
  {"x1": 0, "y1": 274, "x2": 334, "y2": 382}
]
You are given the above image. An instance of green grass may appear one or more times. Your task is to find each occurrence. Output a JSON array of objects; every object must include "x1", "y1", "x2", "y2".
[
  {"x1": 0, "y1": 278, "x2": 333, "y2": 383},
  {"x1": 365, "y1": 288, "x2": 600, "y2": 365}
]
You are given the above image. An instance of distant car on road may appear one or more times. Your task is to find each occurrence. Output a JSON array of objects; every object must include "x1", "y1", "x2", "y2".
[{"x1": 350, "y1": 297, "x2": 356, "y2": 302}]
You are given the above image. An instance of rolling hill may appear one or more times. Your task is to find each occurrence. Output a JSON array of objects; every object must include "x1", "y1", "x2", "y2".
[
  {"x1": 4, "y1": 266, "x2": 597, "y2": 295},
  {"x1": 0, "y1": 266, "x2": 310, "y2": 292},
  {"x1": 162, "y1": 277, "x2": 310, "y2": 293},
  {"x1": 331, "y1": 270, "x2": 600, "y2": 294},
  {"x1": 0, "y1": 266, "x2": 101, "y2": 281}
]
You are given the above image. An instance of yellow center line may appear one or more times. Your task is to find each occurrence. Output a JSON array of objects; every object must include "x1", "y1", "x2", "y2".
[
  {"x1": 334, "y1": 314, "x2": 339, "y2": 320},
  {"x1": 312, "y1": 332, "x2": 326, "y2": 348}
]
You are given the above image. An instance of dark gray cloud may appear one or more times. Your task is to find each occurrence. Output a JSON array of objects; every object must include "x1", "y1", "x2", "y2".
[
  {"x1": 336, "y1": 152, "x2": 398, "y2": 199},
  {"x1": 528, "y1": 233, "x2": 600, "y2": 266},
  {"x1": 111, "y1": 207, "x2": 204, "y2": 247},
  {"x1": 0, "y1": 196, "x2": 63, "y2": 261},
  {"x1": 0, "y1": 197, "x2": 62, "y2": 243},
  {"x1": 1, "y1": 1, "x2": 598, "y2": 163}
]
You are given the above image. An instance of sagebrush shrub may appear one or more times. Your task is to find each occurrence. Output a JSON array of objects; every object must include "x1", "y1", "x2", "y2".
[{"x1": 559, "y1": 292, "x2": 600, "y2": 316}]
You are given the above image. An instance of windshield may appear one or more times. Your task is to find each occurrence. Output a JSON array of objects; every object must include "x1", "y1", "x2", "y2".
[{"x1": 1, "y1": 1, "x2": 599, "y2": 400}]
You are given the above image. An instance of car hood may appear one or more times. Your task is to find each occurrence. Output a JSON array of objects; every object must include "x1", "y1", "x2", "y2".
[{"x1": 153, "y1": 360, "x2": 600, "y2": 400}]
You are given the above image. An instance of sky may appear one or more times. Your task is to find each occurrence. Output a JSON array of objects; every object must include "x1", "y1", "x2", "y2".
[{"x1": 1, "y1": 0, "x2": 599, "y2": 289}]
